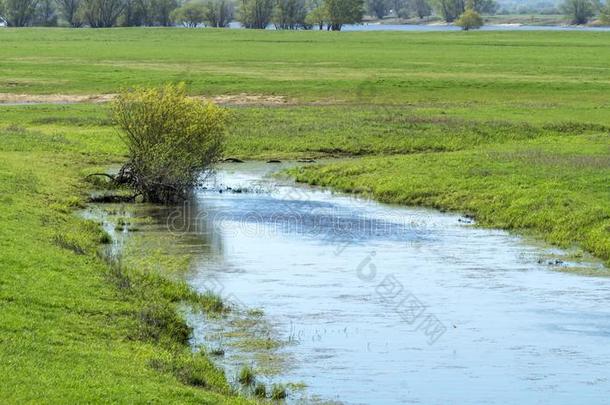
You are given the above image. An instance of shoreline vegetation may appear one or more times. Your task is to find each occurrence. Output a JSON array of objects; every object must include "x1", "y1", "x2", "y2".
[
  {"x1": 0, "y1": 111, "x2": 251, "y2": 403},
  {"x1": 0, "y1": 28, "x2": 608, "y2": 402},
  {"x1": 361, "y1": 14, "x2": 607, "y2": 27}
]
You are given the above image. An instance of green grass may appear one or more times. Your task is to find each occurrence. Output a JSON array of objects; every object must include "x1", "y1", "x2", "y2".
[
  {"x1": 483, "y1": 14, "x2": 569, "y2": 26},
  {"x1": 0, "y1": 110, "x2": 250, "y2": 403},
  {"x1": 225, "y1": 105, "x2": 609, "y2": 158},
  {"x1": 2, "y1": 28, "x2": 610, "y2": 113}
]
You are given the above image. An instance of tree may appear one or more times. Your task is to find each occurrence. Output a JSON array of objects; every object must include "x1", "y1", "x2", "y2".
[
  {"x1": 389, "y1": 0, "x2": 401, "y2": 16},
  {"x1": 367, "y1": 0, "x2": 388, "y2": 18},
  {"x1": 389, "y1": 0, "x2": 409, "y2": 17},
  {"x1": 305, "y1": 2, "x2": 327, "y2": 28},
  {"x1": 35, "y1": 0, "x2": 58, "y2": 25},
  {"x1": 325, "y1": 0, "x2": 363, "y2": 30},
  {"x1": 120, "y1": 0, "x2": 151, "y2": 25},
  {"x1": 408, "y1": 0, "x2": 430, "y2": 18},
  {"x1": 433, "y1": 0, "x2": 462, "y2": 22},
  {"x1": 202, "y1": 0, "x2": 233, "y2": 26},
  {"x1": 473, "y1": 0, "x2": 496, "y2": 13},
  {"x1": 111, "y1": 84, "x2": 228, "y2": 204},
  {"x1": 601, "y1": 4, "x2": 610, "y2": 23},
  {"x1": 56, "y1": 0, "x2": 84, "y2": 26},
  {"x1": 456, "y1": 7, "x2": 481, "y2": 28},
  {"x1": 433, "y1": 0, "x2": 494, "y2": 22},
  {"x1": 273, "y1": 0, "x2": 307, "y2": 28},
  {"x1": 238, "y1": 0, "x2": 274, "y2": 28},
  {"x1": 171, "y1": 0, "x2": 205, "y2": 26},
  {"x1": 3, "y1": 0, "x2": 39, "y2": 26},
  {"x1": 82, "y1": 0, "x2": 125, "y2": 27},
  {"x1": 456, "y1": 0, "x2": 482, "y2": 29},
  {"x1": 561, "y1": 0, "x2": 594, "y2": 24},
  {"x1": 152, "y1": 0, "x2": 177, "y2": 25}
]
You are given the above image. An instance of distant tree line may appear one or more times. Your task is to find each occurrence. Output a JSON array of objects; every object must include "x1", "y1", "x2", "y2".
[{"x1": 0, "y1": 0, "x2": 606, "y2": 27}]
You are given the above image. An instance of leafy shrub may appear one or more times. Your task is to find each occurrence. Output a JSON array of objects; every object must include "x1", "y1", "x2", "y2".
[
  {"x1": 112, "y1": 84, "x2": 228, "y2": 204},
  {"x1": 456, "y1": 9, "x2": 483, "y2": 30}
]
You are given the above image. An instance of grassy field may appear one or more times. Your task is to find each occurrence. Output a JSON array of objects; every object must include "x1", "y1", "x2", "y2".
[
  {"x1": 2, "y1": 28, "x2": 610, "y2": 112},
  {"x1": 1, "y1": 28, "x2": 609, "y2": 402},
  {"x1": 483, "y1": 14, "x2": 569, "y2": 26}
]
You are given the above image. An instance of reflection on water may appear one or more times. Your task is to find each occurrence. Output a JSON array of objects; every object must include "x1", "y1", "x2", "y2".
[{"x1": 131, "y1": 162, "x2": 610, "y2": 404}]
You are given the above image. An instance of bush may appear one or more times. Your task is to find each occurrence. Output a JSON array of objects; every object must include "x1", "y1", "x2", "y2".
[
  {"x1": 561, "y1": 0, "x2": 594, "y2": 25},
  {"x1": 112, "y1": 84, "x2": 228, "y2": 204},
  {"x1": 456, "y1": 9, "x2": 483, "y2": 30}
]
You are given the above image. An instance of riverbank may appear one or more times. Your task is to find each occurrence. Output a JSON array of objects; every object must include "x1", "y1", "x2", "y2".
[
  {"x1": 0, "y1": 108, "x2": 252, "y2": 403},
  {"x1": 225, "y1": 105, "x2": 610, "y2": 268},
  {"x1": 290, "y1": 132, "x2": 610, "y2": 268},
  {"x1": 151, "y1": 162, "x2": 610, "y2": 404}
]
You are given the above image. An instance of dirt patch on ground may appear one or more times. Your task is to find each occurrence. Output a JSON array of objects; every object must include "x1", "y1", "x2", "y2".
[
  {"x1": 208, "y1": 94, "x2": 291, "y2": 106},
  {"x1": 0, "y1": 93, "x2": 116, "y2": 104},
  {"x1": 0, "y1": 93, "x2": 293, "y2": 106}
]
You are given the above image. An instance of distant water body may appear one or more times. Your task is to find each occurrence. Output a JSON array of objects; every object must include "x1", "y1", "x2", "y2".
[{"x1": 226, "y1": 21, "x2": 610, "y2": 31}]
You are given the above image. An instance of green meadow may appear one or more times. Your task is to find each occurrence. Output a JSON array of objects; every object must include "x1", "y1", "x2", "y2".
[
  {"x1": 1, "y1": 28, "x2": 610, "y2": 111},
  {"x1": 0, "y1": 28, "x2": 609, "y2": 402}
]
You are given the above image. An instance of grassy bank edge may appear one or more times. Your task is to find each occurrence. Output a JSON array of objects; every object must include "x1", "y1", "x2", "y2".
[
  {"x1": 0, "y1": 125, "x2": 251, "y2": 403},
  {"x1": 72, "y1": 175, "x2": 255, "y2": 402},
  {"x1": 287, "y1": 140, "x2": 610, "y2": 270}
]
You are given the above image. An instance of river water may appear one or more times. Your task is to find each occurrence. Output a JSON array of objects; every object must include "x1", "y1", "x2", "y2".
[{"x1": 141, "y1": 162, "x2": 609, "y2": 404}]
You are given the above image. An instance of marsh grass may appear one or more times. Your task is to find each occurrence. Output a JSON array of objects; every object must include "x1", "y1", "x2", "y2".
[
  {"x1": 209, "y1": 347, "x2": 226, "y2": 357},
  {"x1": 270, "y1": 383, "x2": 288, "y2": 400},
  {"x1": 238, "y1": 365, "x2": 256, "y2": 386},
  {"x1": 254, "y1": 382, "x2": 267, "y2": 398}
]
